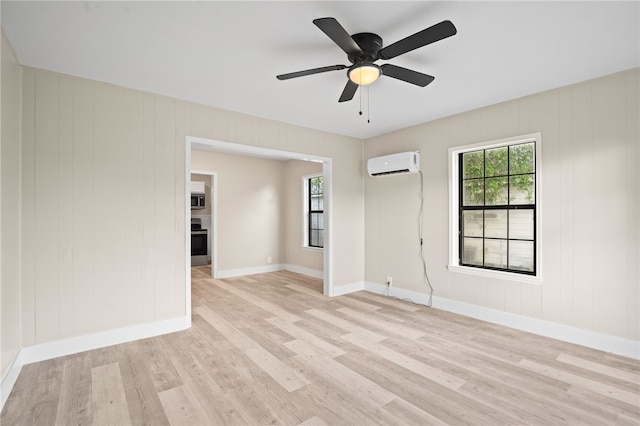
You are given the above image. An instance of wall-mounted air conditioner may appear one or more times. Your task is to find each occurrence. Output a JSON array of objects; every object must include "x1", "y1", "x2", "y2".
[{"x1": 367, "y1": 151, "x2": 420, "y2": 177}]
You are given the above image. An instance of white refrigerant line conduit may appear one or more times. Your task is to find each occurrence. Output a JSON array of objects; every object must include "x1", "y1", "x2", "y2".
[
  {"x1": 385, "y1": 170, "x2": 434, "y2": 308},
  {"x1": 417, "y1": 170, "x2": 434, "y2": 307}
]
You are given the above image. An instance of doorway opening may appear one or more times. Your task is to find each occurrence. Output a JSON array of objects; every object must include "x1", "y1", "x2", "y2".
[{"x1": 184, "y1": 136, "x2": 334, "y2": 316}]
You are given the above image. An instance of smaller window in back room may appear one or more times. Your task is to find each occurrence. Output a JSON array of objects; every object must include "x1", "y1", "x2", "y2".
[{"x1": 306, "y1": 175, "x2": 324, "y2": 248}]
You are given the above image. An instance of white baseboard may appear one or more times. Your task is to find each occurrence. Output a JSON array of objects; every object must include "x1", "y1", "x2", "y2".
[
  {"x1": 332, "y1": 281, "x2": 365, "y2": 297},
  {"x1": 362, "y1": 281, "x2": 639, "y2": 360},
  {"x1": 217, "y1": 264, "x2": 284, "y2": 278},
  {"x1": 1, "y1": 351, "x2": 24, "y2": 411},
  {"x1": 22, "y1": 316, "x2": 190, "y2": 365},
  {"x1": 284, "y1": 264, "x2": 324, "y2": 279}
]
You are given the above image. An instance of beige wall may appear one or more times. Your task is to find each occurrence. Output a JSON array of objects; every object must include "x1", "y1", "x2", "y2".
[
  {"x1": 191, "y1": 151, "x2": 286, "y2": 272},
  {"x1": 1, "y1": 32, "x2": 22, "y2": 381},
  {"x1": 190, "y1": 153, "x2": 324, "y2": 276},
  {"x1": 364, "y1": 68, "x2": 640, "y2": 342},
  {"x1": 285, "y1": 160, "x2": 324, "y2": 273},
  {"x1": 19, "y1": 66, "x2": 364, "y2": 346}
]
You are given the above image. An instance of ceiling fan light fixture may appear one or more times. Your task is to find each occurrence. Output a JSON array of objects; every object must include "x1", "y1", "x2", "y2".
[{"x1": 349, "y1": 64, "x2": 380, "y2": 86}]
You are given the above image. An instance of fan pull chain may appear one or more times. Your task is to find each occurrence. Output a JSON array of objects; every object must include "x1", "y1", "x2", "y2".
[
  {"x1": 367, "y1": 85, "x2": 371, "y2": 124},
  {"x1": 359, "y1": 85, "x2": 363, "y2": 116}
]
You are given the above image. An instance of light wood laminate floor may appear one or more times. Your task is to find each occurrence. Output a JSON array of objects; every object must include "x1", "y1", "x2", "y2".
[{"x1": 2, "y1": 267, "x2": 639, "y2": 425}]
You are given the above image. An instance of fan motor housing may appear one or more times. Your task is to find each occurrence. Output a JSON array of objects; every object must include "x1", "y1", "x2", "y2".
[{"x1": 349, "y1": 32, "x2": 383, "y2": 63}]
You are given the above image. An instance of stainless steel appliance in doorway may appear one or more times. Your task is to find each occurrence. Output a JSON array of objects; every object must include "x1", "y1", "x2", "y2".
[{"x1": 191, "y1": 218, "x2": 208, "y2": 266}]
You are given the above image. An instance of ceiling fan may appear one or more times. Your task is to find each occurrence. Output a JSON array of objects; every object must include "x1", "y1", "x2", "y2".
[{"x1": 276, "y1": 17, "x2": 457, "y2": 102}]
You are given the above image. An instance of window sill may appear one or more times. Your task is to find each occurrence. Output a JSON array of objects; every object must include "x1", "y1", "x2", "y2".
[
  {"x1": 447, "y1": 264, "x2": 543, "y2": 285},
  {"x1": 303, "y1": 246, "x2": 323, "y2": 252}
]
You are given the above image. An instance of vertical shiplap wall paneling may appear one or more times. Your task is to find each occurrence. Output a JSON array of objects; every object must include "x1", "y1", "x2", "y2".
[
  {"x1": 174, "y1": 101, "x2": 187, "y2": 316},
  {"x1": 424, "y1": 120, "x2": 450, "y2": 301},
  {"x1": 153, "y1": 97, "x2": 177, "y2": 320},
  {"x1": 558, "y1": 87, "x2": 575, "y2": 326},
  {"x1": 34, "y1": 71, "x2": 60, "y2": 343},
  {"x1": 141, "y1": 94, "x2": 156, "y2": 323},
  {"x1": 189, "y1": 104, "x2": 213, "y2": 140},
  {"x1": 21, "y1": 68, "x2": 36, "y2": 346},
  {"x1": 121, "y1": 89, "x2": 145, "y2": 325},
  {"x1": 71, "y1": 79, "x2": 95, "y2": 336},
  {"x1": 592, "y1": 73, "x2": 628, "y2": 337},
  {"x1": 570, "y1": 81, "x2": 595, "y2": 331},
  {"x1": 626, "y1": 72, "x2": 640, "y2": 341},
  {"x1": 1, "y1": 31, "x2": 24, "y2": 377},
  {"x1": 93, "y1": 83, "x2": 125, "y2": 331},
  {"x1": 211, "y1": 107, "x2": 228, "y2": 142},
  {"x1": 528, "y1": 93, "x2": 544, "y2": 320},
  {"x1": 443, "y1": 115, "x2": 465, "y2": 304},
  {"x1": 539, "y1": 90, "x2": 563, "y2": 324},
  {"x1": 58, "y1": 76, "x2": 74, "y2": 337}
]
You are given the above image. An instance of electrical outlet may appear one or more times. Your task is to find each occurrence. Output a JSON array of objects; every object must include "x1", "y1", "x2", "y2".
[
  {"x1": 267, "y1": 256, "x2": 272, "y2": 264},
  {"x1": 386, "y1": 276, "x2": 393, "y2": 287}
]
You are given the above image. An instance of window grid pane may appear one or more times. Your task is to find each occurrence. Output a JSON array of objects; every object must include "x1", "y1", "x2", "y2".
[
  {"x1": 308, "y1": 176, "x2": 324, "y2": 248},
  {"x1": 459, "y1": 142, "x2": 536, "y2": 275}
]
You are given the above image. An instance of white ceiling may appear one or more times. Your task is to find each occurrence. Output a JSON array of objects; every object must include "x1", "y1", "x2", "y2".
[{"x1": 2, "y1": 1, "x2": 639, "y2": 139}]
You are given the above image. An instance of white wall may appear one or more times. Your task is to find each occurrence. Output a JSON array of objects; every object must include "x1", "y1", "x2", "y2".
[
  {"x1": 364, "y1": 68, "x2": 639, "y2": 343},
  {"x1": 19, "y1": 66, "x2": 365, "y2": 347},
  {"x1": 1, "y1": 31, "x2": 22, "y2": 385}
]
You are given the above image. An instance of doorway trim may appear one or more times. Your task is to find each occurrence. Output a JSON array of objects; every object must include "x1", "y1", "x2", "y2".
[{"x1": 185, "y1": 136, "x2": 334, "y2": 305}]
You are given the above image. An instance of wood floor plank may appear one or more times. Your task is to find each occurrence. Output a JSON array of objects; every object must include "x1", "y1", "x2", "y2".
[
  {"x1": 266, "y1": 316, "x2": 346, "y2": 358},
  {"x1": 332, "y1": 294, "x2": 383, "y2": 312},
  {"x1": 297, "y1": 415, "x2": 329, "y2": 426},
  {"x1": 557, "y1": 353, "x2": 640, "y2": 384},
  {"x1": 342, "y1": 331, "x2": 466, "y2": 391},
  {"x1": 212, "y1": 277, "x2": 301, "y2": 322},
  {"x1": 54, "y1": 354, "x2": 92, "y2": 426},
  {"x1": 305, "y1": 308, "x2": 386, "y2": 342},
  {"x1": 381, "y1": 398, "x2": 449, "y2": 426},
  {"x1": 118, "y1": 351, "x2": 171, "y2": 426},
  {"x1": 91, "y1": 363, "x2": 131, "y2": 426},
  {"x1": 519, "y1": 358, "x2": 640, "y2": 406},
  {"x1": 157, "y1": 384, "x2": 212, "y2": 426},
  {"x1": 336, "y1": 306, "x2": 425, "y2": 339}
]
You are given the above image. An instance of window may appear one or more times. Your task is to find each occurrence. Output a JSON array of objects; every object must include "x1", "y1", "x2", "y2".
[
  {"x1": 449, "y1": 134, "x2": 540, "y2": 280},
  {"x1": 305, "y1": 175, "x2": 324, "y2": 248}
]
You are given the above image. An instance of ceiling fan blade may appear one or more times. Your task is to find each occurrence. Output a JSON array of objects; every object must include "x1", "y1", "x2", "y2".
[
  {"x1": 277, "y1": 64, "x2": 347, "y2": 80},
  {"x1": 380, "y1": 64, "x2": 434, "y2": 87},
  {"x1": 313, "y1": 17, "x2": 363, "y2": 55},
  {"x1": 378, "y1": 20, "x2": 457, "y2": 60},
  {"x1": 338, "y1": 80, "x2": 358, "y2": 102}
]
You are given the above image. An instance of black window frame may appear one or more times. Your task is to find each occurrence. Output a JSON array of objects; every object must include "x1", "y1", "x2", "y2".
[
  {"x1": 307, "y1": 175, "x2": 324, "y2": 249},
  {"x1": 458, "y1": 142, "x2": 537, "y2": 276}
]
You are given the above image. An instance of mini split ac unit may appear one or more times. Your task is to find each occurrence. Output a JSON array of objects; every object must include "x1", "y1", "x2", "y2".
[{"x1": 367, "y1": 151, "x2": 420, "y2": 177}]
